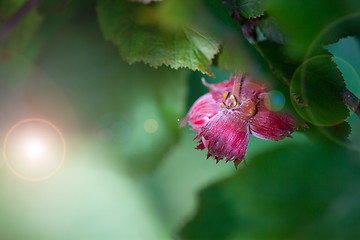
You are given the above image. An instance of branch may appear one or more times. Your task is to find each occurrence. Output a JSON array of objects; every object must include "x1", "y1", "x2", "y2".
[
  {"x1": 0, "y1": 0, "x2": 43, "y2": 44},
  {"x1": 343, "y1": 88, "x2": 360, "y2": 118}
]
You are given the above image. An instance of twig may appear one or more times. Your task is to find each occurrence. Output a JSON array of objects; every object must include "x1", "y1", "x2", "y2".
[
  {"x1": 0, "y1": 0, "x2": 43, "y2": 44},
  {"x1": 343, "y1": 88, "x2": 360, "y2": 118}
]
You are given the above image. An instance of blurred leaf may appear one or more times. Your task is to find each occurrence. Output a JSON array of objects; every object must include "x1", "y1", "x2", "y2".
[
  {"x1": 36, "y1": 0, "x2": 92, "y2": 39},
  {"x1": 258, "y1": 16, "x2": 287, "y2": 44},
  {"x1": 38, "y1": 0, "x2": 72, "y2": 15},
  {"x1": 141, "y1": 128, "x2": 235, "y2": 233},
  {"x1": 0, "y1": 0, "x2": 43, "y2": 63},
  {"x1": 180, "y1": 140, "x2": 360, "y2": 240},
  {"x1": 96, "y1": 0, "x2": 220, "y2": 76},
  {"x1": 256, "y1": 41, "x2": 300, "y2": 83},
  {"x1": 265, "y1": 0, "x2": 360, "y2": 57},
  {"x1": 217, "y1": 35, "x2": 250, "y2": 72},
  {"x1": 235, "y1": 0, "x2": 266, "y2": 19}
]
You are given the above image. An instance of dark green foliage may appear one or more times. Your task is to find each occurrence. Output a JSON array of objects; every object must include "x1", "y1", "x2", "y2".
[
  {"x1": 181, "y1": 140, "x2": 360, "y2": 240},
  {"x1": 265, "y1": 0, "x2": 360, "y2": 56}
]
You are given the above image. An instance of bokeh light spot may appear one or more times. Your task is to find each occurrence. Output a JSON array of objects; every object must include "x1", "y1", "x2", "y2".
[
  {"x1": 25, "y1": 139, "x2": 46, "y2": 160},
  {"x1": 264, "y1": 90, "x2": 285, "y2": 112},
  {"x1": 3, "y1": 118, "x2": 66, "y2": 181},
  {"x1": 144, "y1": 119, "x2": 158, "y2": 133}
]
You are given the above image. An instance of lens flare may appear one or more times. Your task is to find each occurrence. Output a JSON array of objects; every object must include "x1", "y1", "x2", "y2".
[
  {"x1": 25, "y1": 139, "x2": 46, "y2": 159},
  {"x1": 264, "y1": 90, "x2": 286, "y2": 112},
  {"x1": 2, "y1": 118, "x2": 66, "y2": 181}
]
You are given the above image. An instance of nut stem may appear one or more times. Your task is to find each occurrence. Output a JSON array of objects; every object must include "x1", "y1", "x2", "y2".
[{"x1": 233, "y1": 72, "x2": 245, "y2": 103}]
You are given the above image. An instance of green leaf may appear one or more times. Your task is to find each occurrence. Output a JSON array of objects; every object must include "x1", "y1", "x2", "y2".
[
  {"x1": 235, "y1": 0, "x2": 266, "y2": 19},
  {"x1": 96, "y1": 0, "x2": 220, "y2": 76},
  {"x1": 290, "y1": 55, "x2": 349, "y2": 126},
  {"x1": 180, "y1": 140, "x2": 360, "y2": 240},
  {"x1": 326, "y1": 36, "x2": 360, "y2": 100},
  {"x1": 325, "y1": 36, "x2": 360, "y2": 145},
  {"x1": 0, "y1": 0, "x2": 43, "y2": 63}
]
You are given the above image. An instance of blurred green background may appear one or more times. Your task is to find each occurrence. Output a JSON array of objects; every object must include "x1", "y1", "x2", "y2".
[{"x1": 1, "y1": 0, "x2": 360, "y2": 240}]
